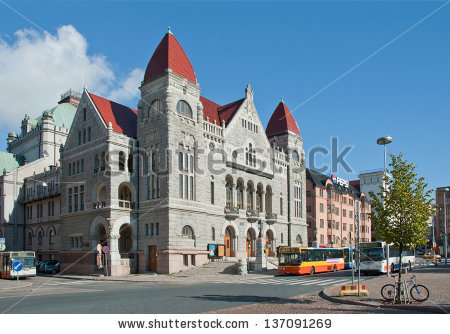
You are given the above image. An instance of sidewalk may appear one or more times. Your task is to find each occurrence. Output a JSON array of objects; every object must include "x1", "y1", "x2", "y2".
[
  {"x1": 321, "y1": 264, "x2": 450, "y2": 314},
  {"x1": 46, "y1": 259, "x2": 279, "y2": 283}
]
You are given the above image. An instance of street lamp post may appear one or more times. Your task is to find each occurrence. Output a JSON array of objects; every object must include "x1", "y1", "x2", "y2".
[
  {"x1": 377, "y1": 136, "x2": 392, "y2": 277},
  {"x1": 437, "y1": 187, "x2": 449, "y2": 265}
]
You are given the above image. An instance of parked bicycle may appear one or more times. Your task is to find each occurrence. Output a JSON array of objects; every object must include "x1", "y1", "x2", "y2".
[{"x1": 381, "y1": 275, "x2": 429, "y2": 303}]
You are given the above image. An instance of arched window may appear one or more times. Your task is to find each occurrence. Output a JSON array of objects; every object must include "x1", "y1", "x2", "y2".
[
  {"x1": 225, "y1": 177, "x2": 233, "y2": 207},
  {"x1": 236, "y1": 179, "x2": 244, "y2": 209},
  {"x1": 149, "y1": 99, "x2": 162, "y2": 117},
  {"x1": 119, "y1": 151, "x2": 125, "y2": 171},
  {"x1": 38, "y1": 231, "x2": 43, "y2": 245},
  {"x1": 296, "y1": 234, "x2": 302, "y2": 245},
  {"x1": 176, "y1": 100, "x2": 192, "y2": 118},
  {"x1": 256, "y1": 184, "x2": 263, "y2": 212},
  {"x1": 181, "y1": 225, "x2": 194, "y2": 239},
  {"x1": 292, "y1": 150, "x2": 299, "y2": 162},
  {"x1": 246, "y1": 181, "x2": 254, "y2": 210},
  {"x1": 49, "y1": 229, "x2": 55, "y2": 245},
  {"x1": 27, "y1": 232, "x2": 33, "y2": 246},
  {"x1": 245, "y1": 143, "x2": 256, "y2": 167}
]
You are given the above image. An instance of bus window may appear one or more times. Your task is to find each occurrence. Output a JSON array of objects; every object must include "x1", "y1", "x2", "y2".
[
  {"x1": 301, "y1": 251, "x2": 309, "y2": 262},
  {"x1": 279, "y1": 253, "x2": 301, "y2": 266}
]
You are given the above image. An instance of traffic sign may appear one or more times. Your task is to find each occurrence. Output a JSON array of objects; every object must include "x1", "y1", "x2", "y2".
[
  {"x1": 102, "y1": 246, "x2": 109, "y2": 253},
  {"x1": 0, "y1": 238, "x2": 5, "y2": 243},
  {"x1": 12, "y1": 261, "x2": 23, "y2": 272}
]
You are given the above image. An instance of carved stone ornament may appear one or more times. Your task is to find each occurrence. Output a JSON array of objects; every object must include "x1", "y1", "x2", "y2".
[{"x1": 180, "y1": 131, "x2": 195, "y2": 147}]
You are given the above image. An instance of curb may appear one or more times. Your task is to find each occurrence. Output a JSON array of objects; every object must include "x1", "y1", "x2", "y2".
[{"x1": 320, "y1": 289, "x2": 448, "y2": 314}]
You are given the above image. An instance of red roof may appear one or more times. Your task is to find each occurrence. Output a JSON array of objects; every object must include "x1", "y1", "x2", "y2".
[
  {"x1": 199, "y1": 96, "x2": 221, "y2": 124},
  {"x1": 144, "y1": 32, "x2": 197, "y2": 84},
  {"x1": 266, "y1": 101, "x2": 300, "y2": 137},
  {"x1": 199, "y1": 96, "x2": 245, "y2": 126},
  {"x1": 218, "y1": 98, "x2": 245, "y2": 125},
  {"x1": 88, "y1": 92, "x2": 137, "y2": 138},
  {"x1": 349, "y1": 180, "x2": 361, "y2": 192}
]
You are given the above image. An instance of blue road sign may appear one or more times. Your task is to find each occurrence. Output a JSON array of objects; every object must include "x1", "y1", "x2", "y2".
[
  {"x1": 102, "y1": 246, "x2": 109, "y2": 253},
  {"x1": 12, "y1": 261, "x2": 23, "y2": 272}
]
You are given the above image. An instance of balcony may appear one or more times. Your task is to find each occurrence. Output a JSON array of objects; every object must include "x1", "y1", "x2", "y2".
[
  {"x1": 246, "y1": 209, "x2": 260, "y2": 222},
  {"x1": 93, "y1": 201, "x2": 107, "y2": 209},
  {"x1": 118, "y1": 200, "x2": 135, "y2": 210},
  {"x1": 224, "y1": 206, "x2": 239, "y2": 220},
  {"x1": 265, "y1": 212, "x2": 278, "y2": 224}
]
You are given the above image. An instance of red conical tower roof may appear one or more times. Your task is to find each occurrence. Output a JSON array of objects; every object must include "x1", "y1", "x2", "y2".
[
  {"x1": 144, "y1": 29, "x2": 197, "y2": 84},
  {"x1": 266, "y1": 99, "x2": 301, "y2": 137}
]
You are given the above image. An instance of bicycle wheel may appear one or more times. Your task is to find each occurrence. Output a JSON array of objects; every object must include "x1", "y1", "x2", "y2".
[
  {"x1": 410, "y1": 284, "x2": 429, "y2": 302},
  {"x1": 381, "y1": 284, "x2": 396, "y2": 301}
]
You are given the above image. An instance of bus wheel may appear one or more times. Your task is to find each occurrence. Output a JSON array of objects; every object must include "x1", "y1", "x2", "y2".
[
  {"x1": 333, "y1": 265, "x2": 337, "y2": 272},
  {"x1": 310, "y1": 267, "x2": 315, "y2": 275}
]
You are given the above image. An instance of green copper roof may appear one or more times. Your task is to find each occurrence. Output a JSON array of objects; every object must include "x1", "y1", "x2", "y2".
[
  {"x1": 32, "y1": 103, "x2": 77, "y2": 129},
  {"x1": 0, "y1": 152, "x2": 24, "y2": 173}
]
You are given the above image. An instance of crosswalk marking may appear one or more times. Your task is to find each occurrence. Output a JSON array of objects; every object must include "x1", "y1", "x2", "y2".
[{"x1": 212, "y1": 276, "x2": 365, "y2": 287}]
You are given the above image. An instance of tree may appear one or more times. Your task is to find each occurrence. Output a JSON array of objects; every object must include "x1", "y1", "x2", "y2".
[{"x1": 369, "y1": 153, "x2": 435, "y2": 303}]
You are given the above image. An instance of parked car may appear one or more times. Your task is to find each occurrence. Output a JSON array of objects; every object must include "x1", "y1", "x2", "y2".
[
  {"x1": 38, "y1": 260, "x2": 60, "y2": 274},
  {"x1": 36, "y1": 261, "x2": 45, "y2": 270},
  {"x1": 423, "y1": 252, "x2": 441, "y2": 260},
  {"x1": 416, "y1": 249, "x2": 425, "y2": 255}
]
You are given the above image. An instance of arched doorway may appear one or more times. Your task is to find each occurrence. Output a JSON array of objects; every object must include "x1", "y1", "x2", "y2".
[
  {"x1": 119, "y1": 225, "x2": 133, "y2": 252},
  {"x1": 246, "y1": 229, "x2": 256, "y2": 257},
  {"x1": 265, "y1": 229, "x2": 274, "y2": 256},
  {"x1": 224, "y1": 226, "x2": 233, "y2": 257},
  {"x1": 98, "y1": 225, "x2": 107, "y2": 246}
]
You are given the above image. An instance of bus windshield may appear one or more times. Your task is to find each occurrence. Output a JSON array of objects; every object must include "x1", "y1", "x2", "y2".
[
  {"x1": 360, "y1": 248, "x2": 385, "y2": 262},
  {"x1": 11, "y1": 257, "x2": 35, "y2": 269},
  {"x1": 279, "y1": 253, "x2": 301, "y2": 266}
]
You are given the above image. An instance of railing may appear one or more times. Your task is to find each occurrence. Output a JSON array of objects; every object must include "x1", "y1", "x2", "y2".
[
  {"x1": 93, "y1": 201, "x2": 107, "y2": 209},
  {"x1": 119, "y1": 200, "x2": 135, "y2": 209},
  {"x1": 224, "y1": 206, "x2": 239, "y2": 219},
  {"x1": 23, "y1": 185, "x2": 61, "y2": 202},
  {"x1": 246, "y1": 210, "x2": 259, "y2": 221},
  {"x1": 265, "y1": 212, "x2": 278, "y2": 223}
]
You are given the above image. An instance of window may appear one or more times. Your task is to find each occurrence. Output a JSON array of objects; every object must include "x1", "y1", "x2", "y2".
[
  {"x1": 281, "y1": 233, "x2": 284, "y2": 244},
  {"x1": 211, "y1": 227, "x2": 215, "y2": 241},
  {"x1": 349, "y1": 210, "x2": 353, "y2": 218},
  {"x1": 83, "y1": 128, "x2": 86, "y2": 144},
  {"x1": 176, "y1": 100, "x2": 192, "y2": 118},
  {"x1": 80, "y1": 185, "x2": 84, "y2": 211},
  {"x1": 68, "y1": 188, "x2": 72, "y2": 213},
  {"x1": 294, "y1": 182, "x2": 302, "y2": 218},
  {"x1": 128, "y1": 154, "x2": 133, "y2": 173},
  {"x1": 183, "y1": 254, "x2": 189, "y2": 266},
  {"x1": 49, "y1": 229, "x2": 55, "y2": 245},
  {"x1": 280, "y1": 197, "x2": 283, "y2": 215},
  {"x1": 343, "y1": 223, "x2": 346, "y2": 231},
  {"x1": 149, "y1": 99, "x2": 162, "y2": 117},
  {"x1": 320, "y1": 203, "x2": 324, "y2": 213},
  {"x1": 76, "y1": 160, "x2": 80, "y2": 174},
  {"x1": 78, "y1": 131, "x2": 81, "y2": 145},
  {"x1": 88, "y1": 127, "x2": 91, "y2": 141},
  {"x1": 361, "y1": 213, "x2": 365, "y2": 221},
  {"x1": 68, "y1": 163, "x2": 72, "y2": 176},
  {"x1": 343, "y1": 209, "x2": 346, "y2": 217},
  {"x1": 296, "y1": 235, "x2": 302, "y2": 245},
  {"x1": 181, "y1": 225, "x2": 194, "y2": 239},
  {"x1": 145, "y1": 224, "x2": 149, "y2": 236},
  {"x1": 73, "y1": 187, "x2": 78, "y2": 212},
  {"x1": 155, "y1": 223, "x2": 159, "y2": 235},
  {"x1": 327, "y1": 205, "x2": 331, "y2": 213},
  {"x1": 210, "y1": 182, "x2": 214, "y2": 204},
  {"x1": 150, "y1": 223, "x2": 154, "y2": 236},
  {"x1": 83, "y1": 108, "x2": 86, "y2": 121},
  {"x1": 320, "y1": 189, "x2": 324, "y2": 197},
  {"x1": 320, "y1": 219, "x2": 324, "y2": 228},
  {"x1": 292, "y1": 150, "x2": 299, "y2": 162},
  {"x1": 178, "y1": 148, "x2": 194, "y2": 200},
  {"x1": 327, "y1": 220, "x2": 331, "y2": 228},
  {"x1": 119, "y1": 151, "x2": 125, "y2": 171},
  {"x1": 245, "y1": 143, "x2": 256, "y2": 167},
  {"x1": 327, "y1": 191, "x2": 331, "y2": 198},
  {"x1": 38, "y1": 231, "x2": 43, "y2": 245},
  {"x1": 320, "y1": 235, "x2": 324, "y2": 244}
]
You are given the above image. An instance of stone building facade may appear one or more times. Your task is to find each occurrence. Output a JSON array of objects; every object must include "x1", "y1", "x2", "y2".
[
  {"x1": 306, "y1": 169, "x2": 372, "y2": 248},
  {"x1": 0, "y1": 91, "x2": 77, "y2": 251},
  {"x1": 59, "y1": 30, "x2": 308, "y2": 275}
]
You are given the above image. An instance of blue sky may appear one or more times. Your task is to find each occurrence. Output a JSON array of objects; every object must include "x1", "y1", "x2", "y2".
[{"x1": 0, "y1": 0, "x2": 448, "y2": 192}]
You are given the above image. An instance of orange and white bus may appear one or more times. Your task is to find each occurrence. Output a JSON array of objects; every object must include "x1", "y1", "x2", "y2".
[{"x1": 278, "y1": 247, "x2": 344, "y2": 275}]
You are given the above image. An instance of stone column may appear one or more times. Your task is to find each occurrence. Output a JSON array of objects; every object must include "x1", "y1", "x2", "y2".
[
  {"x1": 231, "y1": 184, "x2": 236, "y2": 207},
  {"x1": 108, "y1": 233, "x2": 121, "y2": 276},
  {"x1": 260, "y1": 190, "x2": 266, "y2": 213},
  {"x1": 254, "y1": 237, "x2": 267, "y2": 271}
]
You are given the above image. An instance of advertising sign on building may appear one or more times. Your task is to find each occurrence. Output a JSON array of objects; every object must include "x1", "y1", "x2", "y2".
[{"x1": 331, "y1": 174, "x2": 349, "y2": 188}]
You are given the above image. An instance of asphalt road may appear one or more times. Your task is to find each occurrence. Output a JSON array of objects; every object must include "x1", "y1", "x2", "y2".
[
  {"x1": 0, "y1": 270, "x2": 376, "y2": 314},
  {"x1": 1, "y1": 259, "x2": 431, "y2": 314}
]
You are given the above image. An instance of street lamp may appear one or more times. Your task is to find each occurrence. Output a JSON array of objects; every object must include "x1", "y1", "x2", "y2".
[
  {"x1": 377, "y1": 136, "x2": 392, "y2": 277},
  {"x1": 437, "y1": 187, "x2": 449, "y2": 265}
]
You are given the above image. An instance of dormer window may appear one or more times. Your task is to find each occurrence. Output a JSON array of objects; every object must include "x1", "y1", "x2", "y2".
[{"x1": 176, "y1": 100, "x2": 192, "y2": 118}]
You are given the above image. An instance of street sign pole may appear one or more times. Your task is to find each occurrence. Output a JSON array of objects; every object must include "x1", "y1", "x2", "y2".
[
  {"x1": 103, "y1": 246, "x2": 109, "y2": 277},
  {"x1": 350, "y1": 232, "x2": 354, "y2": 286},
  {"x1": 12, "y1": 261, "x2": 23, "y2": 289},
  {"x1": 356, "y1": 201, "x2": 361, "y2": 296}
]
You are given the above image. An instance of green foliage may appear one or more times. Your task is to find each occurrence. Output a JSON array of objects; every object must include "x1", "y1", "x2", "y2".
[
  {"x1": 369, "y1": 153, "x2": 435, "y2": 302},
  {"x1": 369, "y1": 153, "x2": 435, "y2": 249}
]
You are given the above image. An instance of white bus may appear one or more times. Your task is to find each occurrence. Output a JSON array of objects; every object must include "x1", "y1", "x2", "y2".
[
  {"x1": 0, "y1": 251, "x2": 36, "y2": 278},
  {"x1": 359, "y1": 241, "x2": 415, "y2": 275}
]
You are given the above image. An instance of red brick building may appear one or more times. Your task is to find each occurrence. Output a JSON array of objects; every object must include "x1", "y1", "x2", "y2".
[{"x1": 306, "y1": 169, "x2": 371, "y2": 247}]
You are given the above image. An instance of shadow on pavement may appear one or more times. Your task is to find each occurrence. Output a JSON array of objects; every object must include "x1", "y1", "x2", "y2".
[{"x1": 186, "y1": 294, "x2": 315, "y2": 305}]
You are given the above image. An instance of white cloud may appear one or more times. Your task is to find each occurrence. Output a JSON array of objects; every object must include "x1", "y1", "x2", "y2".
[{"x1": 0, "y1": 25, "x2": 143, "y2": 130}]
